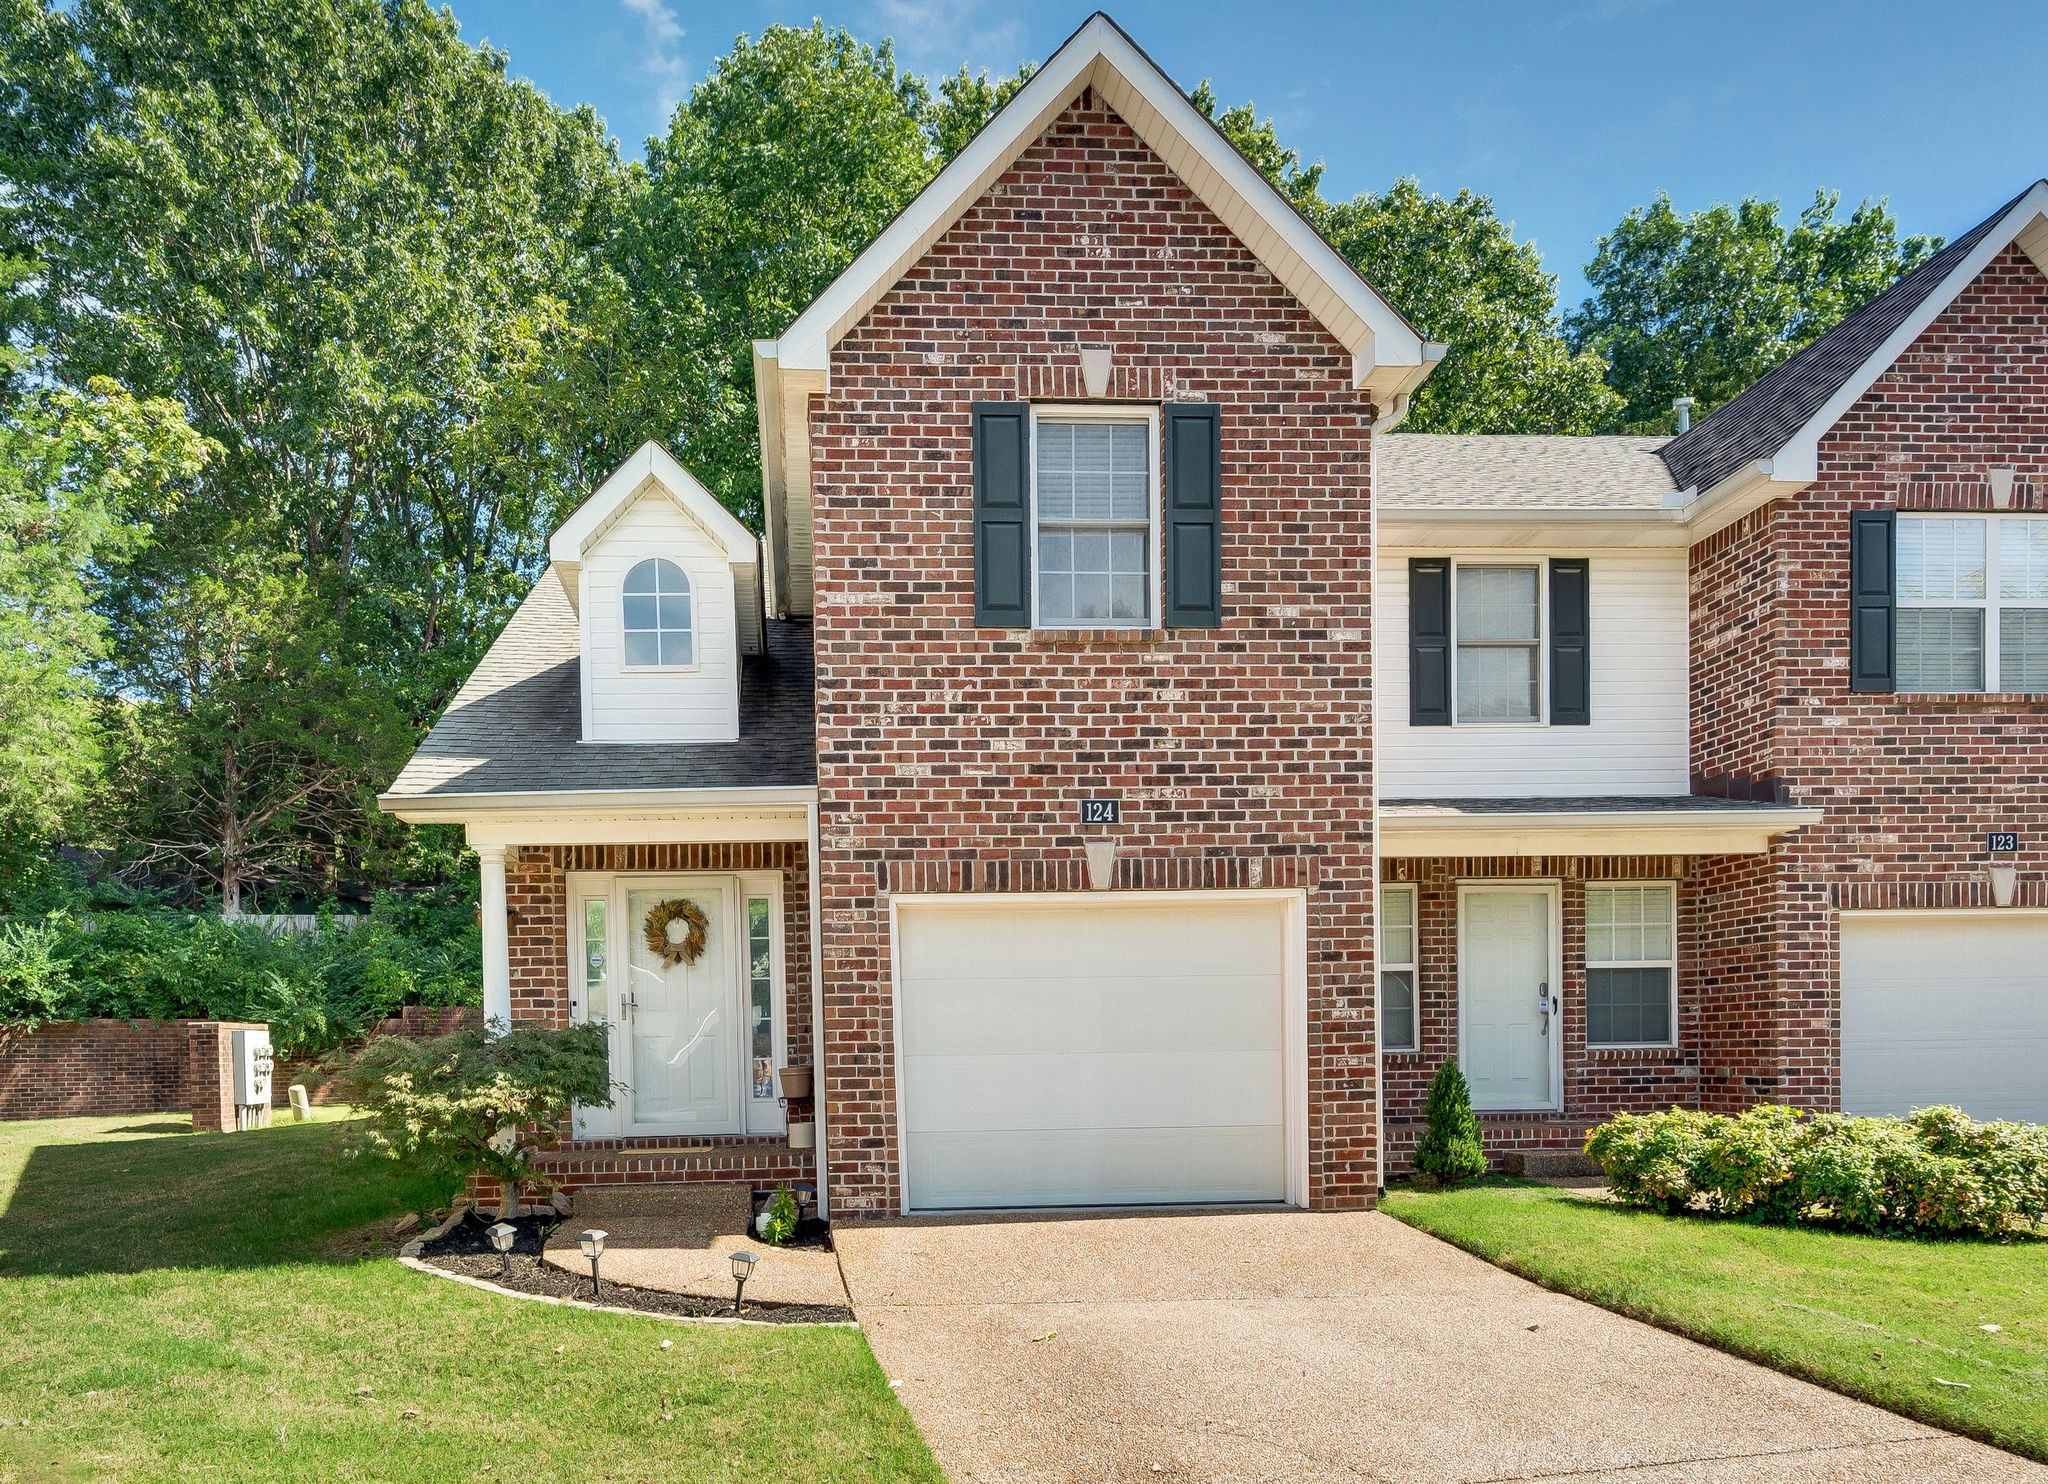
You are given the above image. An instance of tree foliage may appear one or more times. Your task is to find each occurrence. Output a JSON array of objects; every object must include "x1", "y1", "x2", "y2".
[
  {"x1": 1567, "y1": 191, "x2": 1942, "y2": 432},
  {"x1": 344, "y1": 1020, "x2": 616, "y2": 1218}
]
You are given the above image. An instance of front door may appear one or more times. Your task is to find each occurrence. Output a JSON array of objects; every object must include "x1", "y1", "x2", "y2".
[
  {"x1": 1459, "y1": 886, "x2": 1558, "y2": 1110},
  {"x1": 620, "y1": 880, "x2": 742, "y2": 1135}
]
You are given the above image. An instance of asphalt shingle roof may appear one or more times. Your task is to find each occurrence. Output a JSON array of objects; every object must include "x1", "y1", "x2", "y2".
[
  {"x1": 1377, "y1": 435, "x2": 1677, "y2": 510},
  {"x1": 383, "y1": 567, "x2": 814, "y2": 800},
  {"x1": 1659, "y1": 184, "x2": 2039, "y2": 495}
]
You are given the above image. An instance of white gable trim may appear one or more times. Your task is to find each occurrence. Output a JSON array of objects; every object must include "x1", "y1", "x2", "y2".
[
  {"x1": 549, "y1": 441, "x2": 758, "y2": 570},
  {"x1": 766, "y1": 13, "x2": 1428, "y2": 395}
]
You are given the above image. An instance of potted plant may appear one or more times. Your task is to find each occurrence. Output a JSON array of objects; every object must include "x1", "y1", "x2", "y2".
[{"x1": 776, "y1": 1064, "x2": 812, "y2": 1100}]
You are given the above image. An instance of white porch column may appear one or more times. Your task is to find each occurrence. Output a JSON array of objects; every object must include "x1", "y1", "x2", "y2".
[{"x1": 476, "y1": 844, "x2": 512, "y2": 1033}]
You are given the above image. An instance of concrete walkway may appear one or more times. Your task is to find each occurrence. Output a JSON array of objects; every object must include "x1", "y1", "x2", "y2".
[{"x1": 835, "y1": 1209, "x2": 2043, "y2": 1483}]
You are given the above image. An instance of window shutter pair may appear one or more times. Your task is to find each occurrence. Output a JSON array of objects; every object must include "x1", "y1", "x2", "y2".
[
  {"x1": 1407, "y1": 558, "x2": 1592, "y2": 726},
  {"x1": 971, "y1": 401, "x2": 1222, "y2": 628},
  {"x1": 1849, "y1": 509, "x2": 1896, "y2": 692}
]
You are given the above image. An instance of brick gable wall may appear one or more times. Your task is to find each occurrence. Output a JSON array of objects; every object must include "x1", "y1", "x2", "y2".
[
  {"x1": 1689, "y1": 242, "x2": 2048, "y2": 1108},
  {"x1": 808, "y1": 89, "x2": 1381, "y2": 1214}
]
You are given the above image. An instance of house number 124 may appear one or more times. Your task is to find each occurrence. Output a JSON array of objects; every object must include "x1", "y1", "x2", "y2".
[{"x1": 1079, "y1": 799, "x2": 1122, "y2": 825}]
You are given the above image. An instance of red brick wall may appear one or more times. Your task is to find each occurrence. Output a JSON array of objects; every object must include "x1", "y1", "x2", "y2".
[
  {"x1": 0, "y1": 1019, "x2": 197, "y2": 1120},
  {"x1": 808, "y1": 89, "x2": 1380, "y2": 1214},
  {"x1": 1689, "y1": 242, "x2": 2048, "y2": 1108},
  {"x1": 1381, "y1": 856, "x2": 1701, "y2": 1167}
]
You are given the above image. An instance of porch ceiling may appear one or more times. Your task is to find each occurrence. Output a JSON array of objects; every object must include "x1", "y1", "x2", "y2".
[{"x1": 1379, "y1": 795, "x2": 1821, "y2": 858}]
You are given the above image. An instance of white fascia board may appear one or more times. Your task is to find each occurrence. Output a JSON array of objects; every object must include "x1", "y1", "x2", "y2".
[
  {"x1": 1378, "y1": 806, "x2": 1823, "y2": 859},
  {"x1": 768, "y1": 15, "x2": 1423, "y2": 390},
  {"x1": 379, "y1": 784, "x2": 817, "y2": 836},
  {"x1": 1674, "y1": 458, "x2": 1814, "y2": 542},
  {"x1": 1769, "y1": 185, "x2": 2048, "y2": 483},
  {"x1": 548, "y1": 441, "x2": 759, "y2": 569},
  {"x1": 1380, "y1": 506, "x2": 1693, "y2": 549}
]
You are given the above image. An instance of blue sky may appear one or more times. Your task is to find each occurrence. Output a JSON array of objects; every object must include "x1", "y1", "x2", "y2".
[{"x1": 449, "y1": 1, "x2": 2048, "y2": 306}]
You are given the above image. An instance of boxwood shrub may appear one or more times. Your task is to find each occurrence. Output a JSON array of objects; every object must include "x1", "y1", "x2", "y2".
[{"x1": 1584, "y1": 1104, "x2": 2048, "y2": 1239}]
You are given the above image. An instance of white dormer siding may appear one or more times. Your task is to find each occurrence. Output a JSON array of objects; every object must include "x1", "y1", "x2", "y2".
[
  {"x1": 579, "y1": 487, "x2": 740, "y2": 743},
  {"x1": 1375, "y1": 548, "x2": 1690, "y2": 798}
]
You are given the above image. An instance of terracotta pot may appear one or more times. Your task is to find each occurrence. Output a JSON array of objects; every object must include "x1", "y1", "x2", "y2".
[
  {"x1": 787, "y1": 1119, "x2": 816, "y2": 1151},
  {"x1": 776, "y1": 1065, "x2": 813, "y2": 1101}
]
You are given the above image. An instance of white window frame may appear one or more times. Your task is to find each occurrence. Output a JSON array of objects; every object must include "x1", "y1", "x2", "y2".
[
  {"x1": 620, "y1": 556, "x2": 701, "y2": 674},
  {"x1": 1583, "y1": 881, "x2": 1679, "y2": 1050},
  {"x1": 1449, "y1": 559, "x2": 1548, "y2": 726},
  {"x1": 1379, "y1": 883, "x2": 1419, "y2": 1053},
  {"x1": 1897, "y1": 514, "x2": 2048, "y2": 694},
  {"x1": 1027, "y1": 403, "x2": 1162, "y2": 631},
  {"x1": 739, "y1": 871, "x2": 789, "y2": 1134}
]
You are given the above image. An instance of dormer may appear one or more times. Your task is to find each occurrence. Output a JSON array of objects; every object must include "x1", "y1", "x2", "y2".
[{"x1": 549, "y1": 442, "x2": 761, "y2": 744}]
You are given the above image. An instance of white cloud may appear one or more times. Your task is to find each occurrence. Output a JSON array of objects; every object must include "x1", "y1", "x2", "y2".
[
  {"x1": 620, "y1": 0, "x2": 688, "y2": 122},
  {"x1": 866, "y1": 0, "x2": 1025, "y2": 73}
]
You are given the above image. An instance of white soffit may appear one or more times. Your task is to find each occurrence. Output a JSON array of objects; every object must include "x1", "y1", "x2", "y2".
[{"x1": 1378, "y1": 805, "x2": 1823, "y2": 859}]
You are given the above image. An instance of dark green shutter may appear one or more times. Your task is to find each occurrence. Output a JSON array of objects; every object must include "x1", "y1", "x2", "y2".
[
  {"x1": 1163, "y1": 403, "x2": 1223, "y2": 628},
  {"x1": 1850, "y1": 509, "x2": 1896, "y2": 692},
  {"x1": 1409, "y1": 558, "x2": 1451, "y2": 726},
  {"x1": 1549, "y1": 558, "x2": 1591, "y2": 725},
  {"x1": 972, "y1": 402, "x2": 1030, "y2": 627}
]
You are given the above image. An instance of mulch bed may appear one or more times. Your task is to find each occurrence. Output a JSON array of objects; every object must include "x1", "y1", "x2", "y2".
[{"x1": 414, "y1": 1211, "x2": 853, "y2": 1324}]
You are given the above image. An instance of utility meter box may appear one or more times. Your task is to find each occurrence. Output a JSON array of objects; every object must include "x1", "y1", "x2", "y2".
[{"x1": 232, "y1": 1027, "x2": 274, "y2": 1108}]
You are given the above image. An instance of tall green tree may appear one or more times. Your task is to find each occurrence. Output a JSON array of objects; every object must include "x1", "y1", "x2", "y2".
[
  {"x1": 924, "y1": 63, "x2": 1037, "y2": 162},
  {"x1": 0, "y1": 379, "x2": 208, "y2": 875},
  {"x1": 1, "y1": 0, "x2": 637, "y2": 897},
  {"x1": 1567, "y1": 191, "x2": 1943, "y2": 432},
  {"x1": 613, "y1": 24, "x2": 940, "y2": 516},
  {"x1": 1190, "y1": 88, "x2": 1614, "y2": 433}
]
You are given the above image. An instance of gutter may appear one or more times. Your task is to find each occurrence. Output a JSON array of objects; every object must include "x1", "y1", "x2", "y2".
[{"x1": 378, "y1": 784, "x2": 820, "y2": 824}]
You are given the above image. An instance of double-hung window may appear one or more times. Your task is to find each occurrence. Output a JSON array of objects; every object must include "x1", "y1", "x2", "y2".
[
  {"x1": 1454, "y1": 564, "x2": 1542, "y2": 722},
  {"x1": 1032, "y1": 410, "x2": 1157, "y2": 628},
  {"x1": 1380, "y1": 885, "x2": 1419, "y2": 1052},
  {"x1": 1585, "y1": 883, "x2": 1676, "y2": 1048},
  {"x1": 1898, "y1": 515, "x2": 2048, "y2": 691}
]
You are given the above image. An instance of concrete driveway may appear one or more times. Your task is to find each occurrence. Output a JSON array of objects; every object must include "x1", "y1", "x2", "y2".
[{"x1": 836, "y1": 1209, "x2": 2043, "y2": 1483}]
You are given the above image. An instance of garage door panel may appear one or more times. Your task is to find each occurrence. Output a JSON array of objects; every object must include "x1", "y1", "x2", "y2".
[
  {"x1": 902, "y1": 973, "x2": 1285, "y2": 1058},
  {"x1": 906, "y1": 1047, "x2": 1285, "y2": 1132},
  {"x1": 906, "y1": 1126, "x2": 1286, "y2": 1209},
  {"x1": 897, "y1": 898, "x2": 1291, "y2": 1211},
  {"x1": 1841, "y1": 915, "x2": 2048, "y2": 1123}
]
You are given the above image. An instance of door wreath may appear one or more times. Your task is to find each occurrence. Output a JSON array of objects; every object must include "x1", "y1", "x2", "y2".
[{"x1": 643, "y1": 898, "x2": 710, "y2": 969}]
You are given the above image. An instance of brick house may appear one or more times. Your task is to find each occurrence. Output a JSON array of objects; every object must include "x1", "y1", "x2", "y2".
[{"x1": 382, "y1": 14, "x2": 2047, "y2": 1216}]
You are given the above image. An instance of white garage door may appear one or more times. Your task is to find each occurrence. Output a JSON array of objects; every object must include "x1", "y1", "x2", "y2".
[
  {"x1": 896, "y1": 897, "x2": 1291, "y2": 1211},
  {"x1": 1840, "y1": 914, "x2": 2048, "y2": 1122}
]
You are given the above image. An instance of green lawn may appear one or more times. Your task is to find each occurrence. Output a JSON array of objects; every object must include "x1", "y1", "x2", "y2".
[
  {"x1": 0, "y1": 1111, "x2": 939, "y2": 1483},
  {"x1": 1384, "y1": 1179, "x2": 2048, "y2": 1461}
]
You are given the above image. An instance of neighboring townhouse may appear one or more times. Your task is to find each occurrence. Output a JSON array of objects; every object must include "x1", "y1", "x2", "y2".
[{"x1": 381, "y1": 12, "x2": 2048, "y2": 1218}]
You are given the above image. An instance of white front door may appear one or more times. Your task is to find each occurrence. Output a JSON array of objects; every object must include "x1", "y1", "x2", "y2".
[
  {"x1": 620, "y1": 880, "x2": 742, "y2": 1135},
  {"x1": 1460, "y1": 886, "x2": 1558, "y2": 1110}
]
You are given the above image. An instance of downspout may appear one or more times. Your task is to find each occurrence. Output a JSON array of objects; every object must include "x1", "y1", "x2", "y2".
[{"x1": 807, "y1": 800, "x2": 828, "y2": 1219}]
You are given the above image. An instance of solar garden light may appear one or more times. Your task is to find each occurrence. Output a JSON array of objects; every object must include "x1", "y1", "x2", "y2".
[
  {"x1": 728, "y1": 1251, "x2": 758, "y2": 1316},
  {"x1": 486, "y1": 1221, "x2": 517, "y2": 1278},
  {"x1": 577, "y1": 1229, "x2": 608, "y2": 1300}
]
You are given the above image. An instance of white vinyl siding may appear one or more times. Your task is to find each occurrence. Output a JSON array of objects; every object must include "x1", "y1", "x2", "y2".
[
  {"x1": 1897, "y1": 514, "x2": 2048, "y2": 692},
  {"x1": 579, "y1": 487, "x2": 740, "y2": 742},
  {"x1": 1377, "y1": 549, "x2": 1690, "y2": 797}
]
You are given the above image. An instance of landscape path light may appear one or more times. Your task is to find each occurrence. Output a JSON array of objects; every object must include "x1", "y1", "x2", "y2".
[
  {"x1": 486, "y1": 1221, "x2": 517, "y2": 1279},
  {"x1": 578, "y1": 1229, "x2": 608, "y2": 1300},
  {"x1": 729, "y1": 1250, "x2": 758, "y2": 1317}
]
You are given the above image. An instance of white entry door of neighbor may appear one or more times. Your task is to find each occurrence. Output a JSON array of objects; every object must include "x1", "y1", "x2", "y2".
[
  {"x1": 1460, "y1": 885, "x2": 1559, "y2": 1110},
  {"x1": 1840, "y1": 913, "x2": 2048, "y2": 1122},
  {"x1": 895, "y1": 896, "x2": 1292, "y2": 1212},
  {"x1": 620, "y1": 880, "x2": 742, "y2": 1135}
]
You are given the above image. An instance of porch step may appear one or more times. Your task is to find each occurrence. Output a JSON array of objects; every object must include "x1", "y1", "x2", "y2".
[{"x1": 1502, "y1": 1150, "x2": 1602, "y2": 1179}]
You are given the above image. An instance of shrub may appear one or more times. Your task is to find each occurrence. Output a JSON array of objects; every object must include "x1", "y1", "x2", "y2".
[
  {"x1": 761, "y1": 1184, "x2": 798, "y2": 1247},
  {"x1": 341, "y1": 1020, "x2": 615, "y2": 1218},
  {"x1": 1585, "y1": 1103, "x2": 2048, "y2": 1239},
  {"x1": 0, "y1": 916, "x2": 72, "y2": 1031},
  {"x1": 1413, "y1": 1059, "x2": 1488, "y2": 1186}
]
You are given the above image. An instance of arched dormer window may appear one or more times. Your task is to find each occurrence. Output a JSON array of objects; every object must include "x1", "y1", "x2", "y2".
[{"x1": 622, "y1": 558, "x2": 694, "y2": 667}]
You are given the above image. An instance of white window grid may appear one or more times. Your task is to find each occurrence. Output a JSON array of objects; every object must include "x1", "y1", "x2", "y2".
[
  {"x1": 1450, "y1": 560, "x2": 1547, "y2": 725},
  {"x1": 1897, "y1": 515, "x2": 2048, "y2": 693},
  {"x1": 1028, "y1": 404, "x2": 1161, "y2": 631},
  {"x1": 1584, "y1": 882, "x2": 1677, "y2": 1049},
  {"x1": 1379, "y1": 884, "x2": 1419, "y2": 1053}
]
